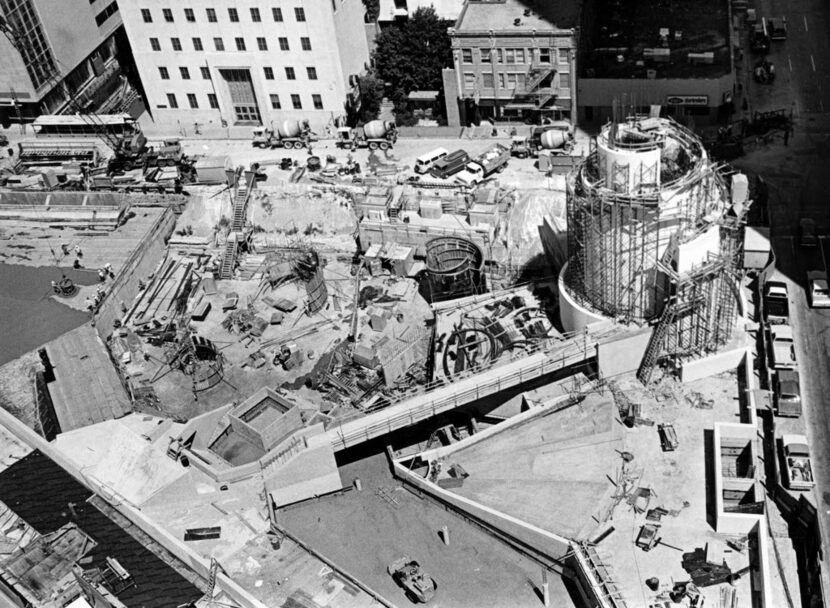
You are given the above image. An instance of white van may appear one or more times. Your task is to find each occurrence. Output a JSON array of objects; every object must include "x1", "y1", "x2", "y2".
[{"x1": 414, "y1": 147, "x2": 448, "y2": 174}]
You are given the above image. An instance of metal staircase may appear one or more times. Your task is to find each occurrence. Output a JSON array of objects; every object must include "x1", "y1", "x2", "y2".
[
  {"x1": 525, "y1": 64, "x2": 555, "y2": 92},
  {"x1": 231, "y1": 182, "x2": 249, "y2": 232},
  {"x1": 218, "y1": 234, "x2": 238, "y2": 280}
]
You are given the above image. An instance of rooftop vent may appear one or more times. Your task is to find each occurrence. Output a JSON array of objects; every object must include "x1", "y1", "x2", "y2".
[
  {"x1": 523, "y1": 9, "x2": 531, "y2": 16},
  {"x1": 514, "y1": 18, "x2": 522, "y2": 26}
]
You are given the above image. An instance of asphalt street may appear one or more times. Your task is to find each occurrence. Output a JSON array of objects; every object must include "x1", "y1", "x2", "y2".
[{"x1": 736, "y1": 0, "x2": 830, "y2": 603}]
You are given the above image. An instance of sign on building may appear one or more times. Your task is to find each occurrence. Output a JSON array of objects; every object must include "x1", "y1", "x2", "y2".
[{"x1": 665, "y1": 95, "x2": 709, "y2": 106}]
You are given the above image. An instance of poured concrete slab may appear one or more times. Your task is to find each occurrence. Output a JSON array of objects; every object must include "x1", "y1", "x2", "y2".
[{"x1": 447, "y1": 394, "x2": 621, "y2": 540}]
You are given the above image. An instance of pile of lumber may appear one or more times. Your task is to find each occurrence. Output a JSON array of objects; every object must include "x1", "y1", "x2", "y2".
[{"x1": 126, "y1": 257, "x2": 194, "y2": 326}]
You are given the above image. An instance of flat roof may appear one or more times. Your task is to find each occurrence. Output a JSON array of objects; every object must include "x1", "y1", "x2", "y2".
[
  {"x1": 32, "y1": 114, "x2": 134, "y2": 126},
  {"x1": 581, "y1": 0, "x2": 731, "y2": 79},
  {"x1": 456, "y1": 0, "x2": 580, "y2": 33}
]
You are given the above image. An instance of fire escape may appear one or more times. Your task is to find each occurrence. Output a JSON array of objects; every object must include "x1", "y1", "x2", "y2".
[{"x1": 510, "y1": 63, "x2": 558, "y2": 110}]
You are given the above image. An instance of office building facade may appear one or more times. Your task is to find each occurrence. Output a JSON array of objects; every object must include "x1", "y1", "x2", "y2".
[
  {"x1": 444, "y1": 0, "x2": 579, "y2": 127},
  {"x1": 0, "y1": 0, "x2": 133, "y2": 125},
  {"x1": 118, "y1": 0, "x2": 369, "y2": 132}
]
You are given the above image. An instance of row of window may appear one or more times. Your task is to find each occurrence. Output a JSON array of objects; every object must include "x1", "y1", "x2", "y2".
[
  {"x1": 149, "y1": 36, "x2": 312, "y2": 52},
  {"x1": 159, "y1": 65, "x2": 318, "y2": 81},
  {"x1": 460, "y1": 47, "x2": 570, "y2": 66},
  {"x1": 142, "y1": 6, "x2": 304, "y2": 24},
  {"x1": 463, "y1": 71, "x2": 568, "y2": 91},
  {"x1": 95, "y1": 1, "x2": 118, "y2": 26},
  {"x1": 163, "y1": 92, "x2": 323, "y2": 110}
]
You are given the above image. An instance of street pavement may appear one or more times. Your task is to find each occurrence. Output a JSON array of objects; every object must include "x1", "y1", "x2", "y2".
[{"x1": 734, "y1": 0, "x2": 830, "y2": 603}]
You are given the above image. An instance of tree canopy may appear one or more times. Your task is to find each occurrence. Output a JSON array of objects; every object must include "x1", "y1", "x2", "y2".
[{"x1": 371, "y1": 7, "x2": 453, "y2": 106}]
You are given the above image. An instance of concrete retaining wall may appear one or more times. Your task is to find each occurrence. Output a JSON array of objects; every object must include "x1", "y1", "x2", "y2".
[
  {"x1": 393, "y1": 461, "x2": 572, "y2": 562},
  {"x1": 679, "y1": 346, "x2": 747, "y2": 383},
  {"x1": 596, "y1": 328, "x2": 651, "y2": 379}
]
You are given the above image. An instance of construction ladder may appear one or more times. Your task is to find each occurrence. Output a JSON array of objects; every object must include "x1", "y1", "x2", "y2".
[{"x1": 218, "y1": 236, "x2": 237, "y2": 280}]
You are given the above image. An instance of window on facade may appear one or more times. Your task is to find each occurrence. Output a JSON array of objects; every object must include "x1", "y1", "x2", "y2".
[
  {"x1": 193, "y1": 37, "x2": 203, "y2": 51},
  {"x1": 187, "y1": 93, "x2": 198, "y2": 108},
  {"x1": 159, "y1": 66, "x2": 169, "y2": 80},
  {"x1": 306, "y1": 67, "x2": 317, "y2": 80},
  {"x1": 150, "y1": 37, "x2": 161, "y2": 51},
  {"x1": 228, "y1": 7, "x2": 239, "y2": 21},
  {"x1": 482, "y1": 72, "x2": 494, "y2": 88},
  {"x1": 301, "y1": 37, "x2": 311, "y2": 51},
  {"x1": 496, "y1": 48, "x2": 503, "y2": 63},
  {"x1": 480, "y1": 48, "x2": 490, "y2": 63},
  {"x1": 95, "y1": 2, "x2": 118, "y2": 27},
  {"x1": 167, "y1": 93, "x2": 178, "y2": 108},
  {"x1": 558, "y1": 48, "x2": 569, "y2": 64},
  {"x1": 200, "y1": 66, "x2": 211, "y2": 79},
  {"x1": 285, "y1": 66, "x2": 296, "y2": 80},
  {"x1": 539, "y1": 48, "x2": 551, "y2": 63},
  {"x1": 294, "y1": 7, "x2": 306, "y2": 21},
  {"x1": 206, "y1": 8, "x2": 217, "y2": 22},
  {"x1": 213, "y1": 37, "x2": 225, "y2": 51},
  {"x1": 257, "y1": 37, "x2": 268, "y2": 51},
  {"x1": 171, "y1": 38, "x2": 182, "y2": 51},
  {"x1": 235, "y1": 37, "x2": 246, "y2": 51},
  {"x1": 279, "y1": 37, "x2": 289, "y2": 51},
  {"x1": 162, "y1": 8, "x2": 173, "y2": 22},
  {"x1": 498, "y1": 73, "x2": 505, "y2": 88},
  {"x1": 504, "y1": 49, "x2": 515, "y2": 64},
  {"x1": 291, "y1": 94, "x2": 302, "y2": 109},
  {"x1": 179, "y1": 66, "x2": 190, "y2": 79},
  {"x1": 264, "y1": 66, "x2": 274, "y2": 80},
  {"x1": 250, "y1": 7, "x2": 261, "y2": 21},
  {"x1": 312, "y1": 94, "x2": 323, "y2": 109},
  {"x1": 272, "y1": 7, "x2": 283, "y2": 21},
  {"x1": 208, "y1": 93, "x2": 219, "y2": 108},
  {"x1": 184, "y1": 8, "x2": 195, "y2": 22},
  {"x1": 141, "y1": 8, "x2": 152, "y2": 22},
  {"x1": 461, "y1": 48, "x2": 472, "y2": 63},
  {"x1": 515, "y1": 49, "x2": 525, "y2": 63},
  {"x1": 270, "y1": 94, "x2": 281, "y2": 109},
  {"x1": 463, "y1": 73, "x2": 475, "y2": 89}
]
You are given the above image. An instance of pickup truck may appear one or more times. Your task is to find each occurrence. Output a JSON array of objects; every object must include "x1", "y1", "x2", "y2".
[
  {"x1": 781, "y1": 434, "x2": 814, "y2": 490},
  {"x1": 767, "y1": 324, "x2": 797, "y2": 369},
  {"x1": 763, "y1": 280, "x2": 789, "y2": 324},
  {"x1": 454, "y1": 144, "x2": 510, "y2": 186}
]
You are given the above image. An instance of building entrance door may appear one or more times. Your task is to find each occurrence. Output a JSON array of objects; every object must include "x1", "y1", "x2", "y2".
[{"x1": 219, "y1": 69, "x2": 261, "y2": 125}]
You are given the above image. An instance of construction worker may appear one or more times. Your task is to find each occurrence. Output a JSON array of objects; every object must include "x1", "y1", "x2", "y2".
[
  {"x1": 104, "y1": 262, "x2": 113, "y2": 278},
  {"x1": 98, "y1": 269, "x2": 107, "y2": 282},
  {"x1": 74, "y1": 245, "x2": 83, "y2": 257},
  {"x1": 60, "y1": 243, "x2": 69, "y2": 255},
  {"x1": 84, "y1": 296, "x2": 94, "y2": 311}
]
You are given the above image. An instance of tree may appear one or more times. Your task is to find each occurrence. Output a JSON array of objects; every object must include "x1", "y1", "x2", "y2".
[
  {"x1": 356, "y1": 72, "x2": 385, "y2": 124},
  {"x1": 372, "y1": 7, "x2": 452, "y2": 108}
]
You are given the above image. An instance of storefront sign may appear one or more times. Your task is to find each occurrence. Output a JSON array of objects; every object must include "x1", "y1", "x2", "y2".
[{"x1": 665, "y1": 95, "x2": 709, "y2": 106}]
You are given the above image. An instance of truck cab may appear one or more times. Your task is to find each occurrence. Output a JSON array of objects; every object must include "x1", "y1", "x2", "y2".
[
  {"x1": 750, "y1": 21, "x2": 770, "y2": 53},
  {"x1": 765, "y1": 16, "x2": 787, "y2": 40},
  {"x1": 252, "y1": 128, "x2": 276, "y2": 148}
]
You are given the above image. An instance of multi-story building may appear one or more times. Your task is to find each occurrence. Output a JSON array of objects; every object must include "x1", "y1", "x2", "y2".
[
  {"x1": 577, "y1": 0, "x2": 735, "y2": 125},
  {"x1": 118, "y1": 0, "x2": 370, "y2": 133},
  {"x1": 0, "y1": 0, "x2": 133, "y2": 125},
  {"x1": 444, "y1": 0, "x2": 580, "y2": 127}
]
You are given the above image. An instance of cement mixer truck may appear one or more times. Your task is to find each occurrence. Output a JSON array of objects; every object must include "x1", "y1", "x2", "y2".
[
  {"x1": 336, "y1": 120, "x2": 398, "y2": 151},
  {"x1": 252, "y1": 119, "x2": 315, "y2": 149},
  {"x1": 510, "y1": 121, "x2": 574, "y2": 158}
]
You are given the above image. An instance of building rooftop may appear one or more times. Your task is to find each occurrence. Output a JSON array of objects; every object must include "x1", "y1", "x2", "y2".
[
  {"x1": 455, "y1": 0, "x2": 580, "y2": 34},
  {"x1": 378, "y1": 0, "x2": 464, "y2": 22},
  {"x1": 582, "y1": 0, "x2": 731, "y2": 79},
  {"x1": 0, "y1": 449, "x2": 204, "y2": 608}
]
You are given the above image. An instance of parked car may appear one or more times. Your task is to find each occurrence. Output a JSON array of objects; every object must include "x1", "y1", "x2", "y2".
[
  {"x1": 767, "y1": 324, "x2": 797, "y2": 369},
  {"x1": 750, "y1": 22, "x2": 770, "y2": 53},
  {"x1": 799, "y1": 218, "x2": 817, "y2": 247},
  {"x1": 808, "y1": 270, "x2": 830, "y2": 308},
  {"x1": 387, "y1": 557, "x2": 436, "y2": 603},
  {"x1": 773, "y1": 370, "x2": 801, "y2": 417}
]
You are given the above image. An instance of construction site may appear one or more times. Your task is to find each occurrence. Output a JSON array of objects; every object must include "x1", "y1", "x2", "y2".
[{"x1": 0, "y1": 111, "x2": 810, "y2": 608}]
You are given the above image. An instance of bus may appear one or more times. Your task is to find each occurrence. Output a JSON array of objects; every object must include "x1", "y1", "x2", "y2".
[{"x1": 31, "y1": 114, "x2": 139, "y2": 140}]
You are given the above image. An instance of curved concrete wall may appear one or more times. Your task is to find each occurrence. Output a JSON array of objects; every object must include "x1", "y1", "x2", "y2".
[{"x1": 558, "y1": 261, "x2": 610, "y2": 333}]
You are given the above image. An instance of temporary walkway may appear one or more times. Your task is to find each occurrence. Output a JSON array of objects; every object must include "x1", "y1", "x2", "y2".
[{"x1": 315, "y1": 327, "x2": 616, "y2": 451}]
